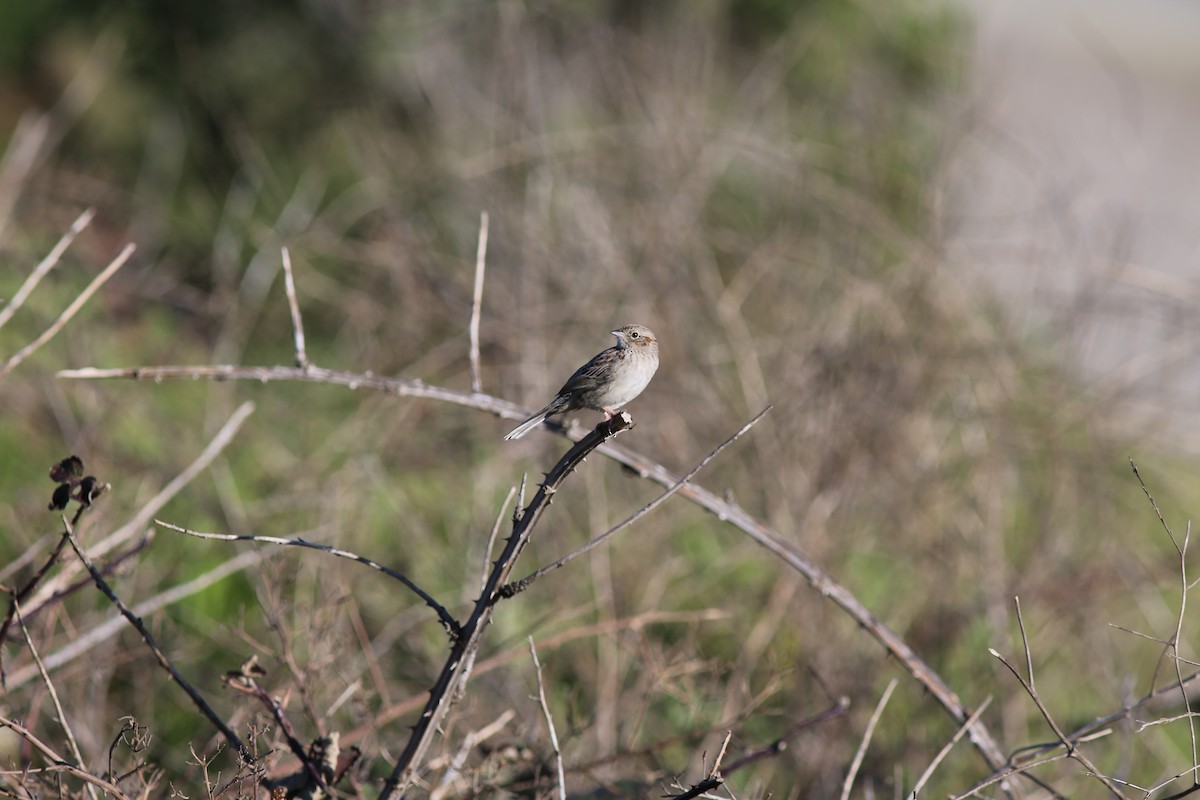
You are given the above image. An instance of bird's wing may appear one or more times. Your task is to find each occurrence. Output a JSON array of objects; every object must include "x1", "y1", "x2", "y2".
[{"x1": 556, "y1": 348, "x2": 615, "y2": 397}]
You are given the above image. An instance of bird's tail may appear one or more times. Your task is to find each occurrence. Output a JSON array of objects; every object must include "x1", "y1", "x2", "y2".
[{"x1": 503, "y1": 404, "x2": 556, "y2": 440}]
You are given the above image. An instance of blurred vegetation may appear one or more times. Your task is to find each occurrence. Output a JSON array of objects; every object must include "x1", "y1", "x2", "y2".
[{"x1": 1, "y1": 0, "x2": 1197, "y2": 797}]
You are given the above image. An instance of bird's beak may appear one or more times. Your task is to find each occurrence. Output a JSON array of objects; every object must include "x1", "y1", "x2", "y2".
[{"x1": 610, "y1": 329, "x2": 620, "y2": 337}]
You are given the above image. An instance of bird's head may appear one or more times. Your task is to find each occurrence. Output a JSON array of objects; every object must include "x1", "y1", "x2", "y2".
[{"x1": 611, "y1": 324, "x2": 658, "y2": 350}]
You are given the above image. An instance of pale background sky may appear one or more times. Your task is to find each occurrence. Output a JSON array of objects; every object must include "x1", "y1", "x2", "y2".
[{"x1": 948, "y1": 0, "x2": 1200, "y2": 451}]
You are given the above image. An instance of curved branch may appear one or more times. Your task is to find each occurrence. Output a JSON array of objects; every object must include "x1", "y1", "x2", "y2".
[{"x1": 58, "y1": 362, "x2": 1011, "y2": 777}]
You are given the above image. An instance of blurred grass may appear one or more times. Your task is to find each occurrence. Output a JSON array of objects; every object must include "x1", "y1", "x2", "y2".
[{"x1": 1, "y1": 0, "x2": 1197, "y2": 797}]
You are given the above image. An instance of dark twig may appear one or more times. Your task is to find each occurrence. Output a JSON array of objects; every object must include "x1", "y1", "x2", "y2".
[
  {"x1": 1061, "y1": 668, "x2": 1200, "y2": 746},
  {"x1": 721, "y1": 696, "x2": 850, "y2": 774},
  {"x1": 379, "y1": 414, "x2": 634, "y2": 799},
  {"x1": 667, "y1": 732, "x2": 732, "y2": 800},
  {"x1": 6, "y1": 548, "x2": 263, "y2": 692},
  {"x1": 667, "y1": 698, "x2": 850, "y2": 800},
  {"x1": 154, "y1": 521, "x2": 460, "y2": 636},
  {"x1": 1131, "y1": 459, "x2": 1178, "y2": 550},
  {"x1": 224, "y1": 665, "x2": 326, "y2": 792},
  {"x1": 0, "y1": 501, "x2": 90, "y2": 686},
  {"x1": 63, "y1": 521, "x2": 254, "y2": 765}
]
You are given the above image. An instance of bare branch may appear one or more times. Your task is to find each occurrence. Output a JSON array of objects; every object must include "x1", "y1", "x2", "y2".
[
  {"x1": 379, "y1": 414, "x2": 634, "y2": 798},
  {"x1": 667, "y1": 730, "x2": 735, "y2": 800},
  {"x1": 528, "y1": 637, "x2": 565, "y2": 800},
  {"x1": 12, "y1": 598, "x2": 97, "y2": 800},
  {"x1": 155, "y1": 520, "x2": 460, "y2": 636},
  {"x1": 280, "y1": 247, "x2": 310, "y2": 369},
  {"x1": 0, "y1": 714, "x2": 129, "y2": 799},
  {"x1": 0, "y1": 242, "x2": 135, "y2": 379},
  {"x1": 908, "y1": 696, "x2": 992, "y2": 799},
  {"x1": 506, "y1": 406, "x2": 771, "y2": 594},
  {"x1": 62, "y1": 520, "x2": 254, "y2": 765},
  {"x1": 58, "y1": 362, "x2": 1013, "y2": 777},
  {"x1": 840, "y1": 678, "x2": 897, "y2": 800},
  {"x1": 428, "y1": 710, "x2": 515, "y2": 800},
  {"x1": 1171, "y1": 522, "x2": 1198, "y2": 781},
  {"x1": 0, "y1": 208, "x2": 95, "y2": 331},
  {"x1": 24, "y1": 401, "x2": 255, "y2": 616},
  {"x1": 0, "y1": 496, "x2": 94, "y2": 686},
  {"x1": 718, "y1": 696, "x2": 850, "y2": 775},
  {"x1": 468, "y1": 211, "x2": 488, "y2": 393},
  {"x1": 481, "y1": 486, "x2": 517, "y2": 597},
  {"x1": 709, "y1": 731, "x2": 732, "y2": 779},
  {"x1": 990, "y1": 600, "x2": 1127, "y2": 799},
  {"x1": 1131, "y1": 459, "x2": 1179, "y2": 553},
  {"x1": 6, "y1": 547, "x2": 265, "y2": 691}
]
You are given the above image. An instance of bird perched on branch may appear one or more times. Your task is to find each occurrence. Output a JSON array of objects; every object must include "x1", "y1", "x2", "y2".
[{"x1": 504, "y1": 324, "x2": 659, "y2": 440}]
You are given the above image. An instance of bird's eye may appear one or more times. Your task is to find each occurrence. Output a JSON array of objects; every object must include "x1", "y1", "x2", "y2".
[{"x1": 630, "y1": 331, "x2": 640, "y2": 338}]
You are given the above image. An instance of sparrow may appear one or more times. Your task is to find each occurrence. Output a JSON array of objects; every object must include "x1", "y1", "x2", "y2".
[{"x1": 504, "y1": 324, "x2": 659, "y2": 440}]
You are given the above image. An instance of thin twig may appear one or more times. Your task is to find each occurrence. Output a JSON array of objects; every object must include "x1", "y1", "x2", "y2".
[
  {"x1": 0, "y1": 208, "x2": 95, "y2": 331},
  {"x1": 0, "y1": 242, "x2": 134, "y2": 379},
  {"x1": 12, "y1": 598, "x2": 97, "y2": 800},
  {"x1": 668, "y1": 730, "x2": 735, "y2": 800},
  {"x1": 709, "y1": 731, "x2": 732, "y2": 779},
  {"x1": 949, "y1": 752, "x2": 1076, "y2": 800},
  {"x1": 357, "y1": 608, "x2": 730, "y2": 739},
  {"x1": 1015, "y1": 597, "x2": 1036, "y2": 690},
  {"x1": 63, "y1": 521, "x2": 254, "y2": 765},
  {"x1": 1126, "y1": 468, "x2": 1200, "y2": 799},
  {"x1": 840, "y1": 678, "x2": 897, "y2": 800},
  {"x1": 908, "y1": 696, "x2": 992, "y2": 799},
  {"x1": 991, "y1": 600, "x2": 1127, "y2": 799},
  {"x1": 428, "y1": 709, "x2": 515, "y2": 800},
  {"x1": 0, "y1": 500, "x2": 91, "y2": 686},
  {"x1": 719, "y1": 696, "x2": 850, "y2": 775},
  {"x1": 1170, "y1": 520, "x2": 1199, "y2": 786},
  {"x1": 506, "y1": 406, "x2": 771, "y2": 595},
  {"x1": 1062, "y1": 668, "x2": 1200, "y2": 746},
  {"x1": 155, "y1": 521, "x2": 459, "y2": 636},
  {"x1": 468, "y1": 211, "x2": 488, "y2": 394},
  {"x1": 1147, "y1": 765, "x2": 1200, "y2": 798},
  {"x1": 280, "y1": 247, "x2": 310, "y2": 370},
  {"x1": 528, "y1": 637, "x2": 566, "y2": 800},
  {"x1": 6, "y1": 548, "x2": 265, "y2": 691},
  {"x1": 481, "y1": 486, "x2": 517, "y2": 597},
  {"x1": 0, "y1": 715, "x2": 128, "y2": 798},
  {"x1": 1131, "y1": 459, "x2": 1179, "y2": 551},
  {"x1": 226, "y1": 676, "x2": 325, "y2": 792}
]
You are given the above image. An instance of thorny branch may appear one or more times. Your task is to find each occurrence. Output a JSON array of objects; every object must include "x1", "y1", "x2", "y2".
[
  {"x1": 59, "y1": 358, "x2": 1014, "y2": 783},
  {"x1": 379, "y1": 414, "x2": 636, "y2": 798}
]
